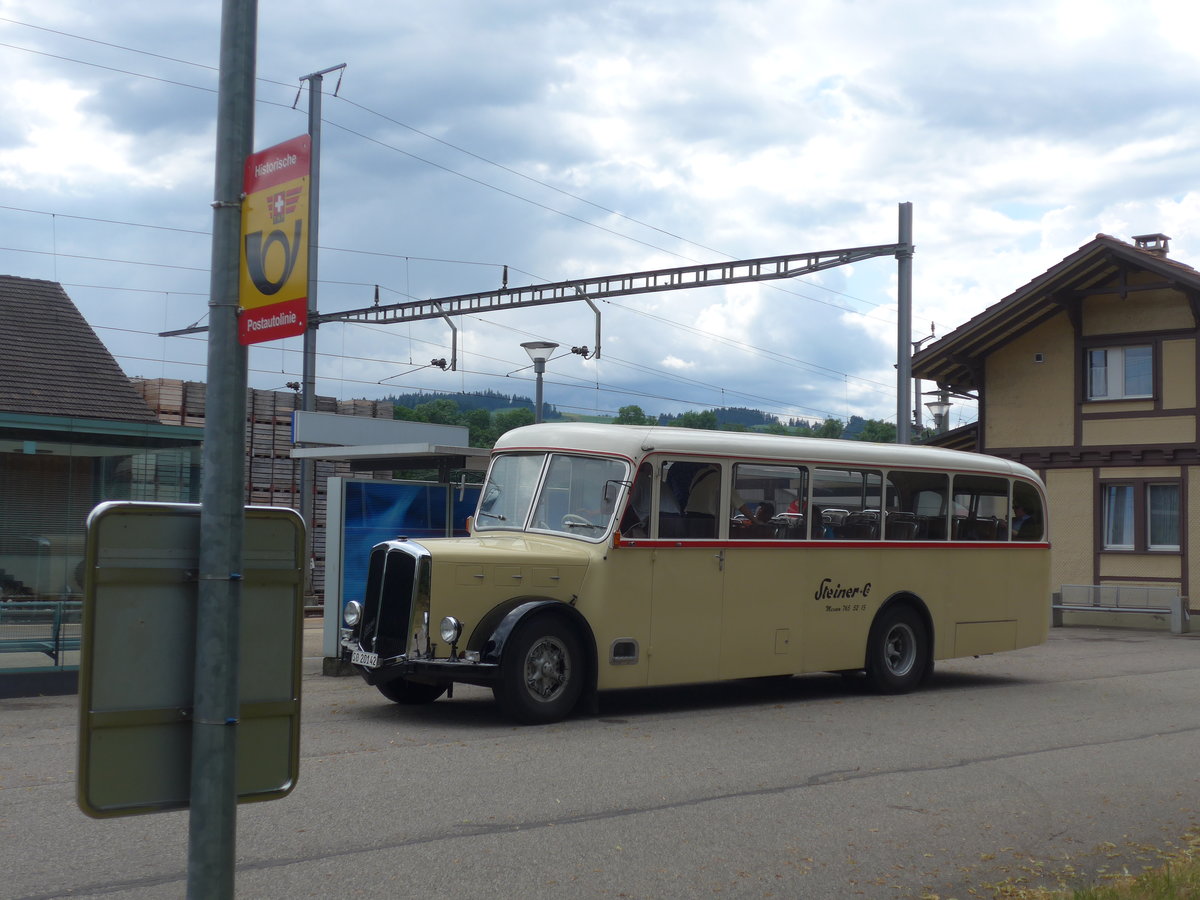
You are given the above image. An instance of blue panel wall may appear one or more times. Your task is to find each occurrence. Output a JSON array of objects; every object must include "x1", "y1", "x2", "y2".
[{"x1": 341, "y1": 481, "x2": 479, "y2": 611}]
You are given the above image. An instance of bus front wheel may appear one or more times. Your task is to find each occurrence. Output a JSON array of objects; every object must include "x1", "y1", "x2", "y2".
[
  {"x1": 494, "y1": 613, "x2": 584, "y2": 725},
  {"x1": 865, "y1": 606, "x2": 928, "y2": 694}
]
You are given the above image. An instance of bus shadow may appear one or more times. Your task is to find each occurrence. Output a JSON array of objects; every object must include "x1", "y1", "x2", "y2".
[
  {"x1": 352, "y1": 669, "x2": 1033, "y2": 729},
  {"x1": 593, "y1": 668, "x2": 1033, "y2": 720}
]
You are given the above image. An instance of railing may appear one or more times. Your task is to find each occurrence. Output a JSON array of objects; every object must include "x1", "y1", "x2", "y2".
[
  {"x1": 1052, "y1": 585, "x2": 1190, "y2": 635},
  {"x1": 0, "y1": 601, "x2": 83, "y2": 667}
]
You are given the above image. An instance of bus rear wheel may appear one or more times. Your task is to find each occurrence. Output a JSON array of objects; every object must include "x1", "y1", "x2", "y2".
[
  {"x1": 865, "y1": 606, "x2": 928, "y2": 694},
  {"x1": 494, "y1": 613, "x2": 584, "y2": 725},
  {"x1": 377, "y1": 677, "x2": 446, "y2": 705}
]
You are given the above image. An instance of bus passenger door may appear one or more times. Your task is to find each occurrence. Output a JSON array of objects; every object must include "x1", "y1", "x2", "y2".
[
  {"x1": 646, "y1": 459, "x2": 725, "y2": 685},
  {"x1": 720, "y1": 548, "x2": 802, "y2": 679},
  {"x1": 647, "y1": 545, "x2": 725, "y2": 685}
]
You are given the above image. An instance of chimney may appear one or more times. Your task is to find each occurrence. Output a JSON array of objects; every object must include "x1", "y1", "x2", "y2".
[{"x1": 1132, "y1": 233, "x2": 1171, "y2": 258}]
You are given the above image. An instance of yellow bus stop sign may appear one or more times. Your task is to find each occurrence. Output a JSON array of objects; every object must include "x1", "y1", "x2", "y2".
[{"x1": 238, "y1": 134, "x2": 310, "y2": 345}]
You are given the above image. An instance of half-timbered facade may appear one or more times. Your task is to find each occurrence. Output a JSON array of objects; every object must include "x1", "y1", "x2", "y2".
[{"x1": 913, "y1": 233, "x2": 1200, "y2": 611}]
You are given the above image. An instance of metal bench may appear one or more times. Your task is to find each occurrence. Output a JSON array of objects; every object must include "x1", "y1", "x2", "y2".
[
  {"x1": 0, "y1": 601, "x2": 83, "y2": 666},
  {"x1": 1052, "y1": 585, "x2": 1191, "y2": 635}
]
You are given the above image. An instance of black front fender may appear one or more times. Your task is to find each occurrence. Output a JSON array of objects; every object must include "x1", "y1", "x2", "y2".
[
  {"x1": 478, "y1": 599, "x2": 599, "y2": 712},
  {"x1": 478, "y1": 599, "x2": 590, "y2": 665}
]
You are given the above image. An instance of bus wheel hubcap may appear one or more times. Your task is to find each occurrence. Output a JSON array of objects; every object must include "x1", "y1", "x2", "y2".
[{"x1": 525, "y1": 637, "x2": 569, "y2": 700}]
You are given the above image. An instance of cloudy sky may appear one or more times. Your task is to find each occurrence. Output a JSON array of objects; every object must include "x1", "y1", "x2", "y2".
[{"x1": 3, "y1": 0, "x2": 1199, "y2": 430}]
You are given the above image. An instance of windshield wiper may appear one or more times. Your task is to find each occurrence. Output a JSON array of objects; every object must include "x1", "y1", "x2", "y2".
[
  {"x1": 564, "y1": 521, "x2": 602, "y2": 530},
  {"x1": 477, "y1": 511, "x2": 507, "y2": 521}
]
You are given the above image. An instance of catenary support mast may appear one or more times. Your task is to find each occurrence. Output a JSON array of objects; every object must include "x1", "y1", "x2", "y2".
[{"x1": 896, "y1": 202, "x2": 914, "y2": 444}]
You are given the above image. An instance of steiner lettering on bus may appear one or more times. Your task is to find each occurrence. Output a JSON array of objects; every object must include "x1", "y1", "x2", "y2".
[{"x1": 815, "y1": 578, "x2": 872, "y2": 601}]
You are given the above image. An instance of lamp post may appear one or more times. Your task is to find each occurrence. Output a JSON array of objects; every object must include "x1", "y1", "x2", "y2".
[
  {"x1": 925, "y1": 390, "x2": 952, "y2": 434},
  {"x1": 521, "y1": 341, "x2": 558, "y2": 423}
]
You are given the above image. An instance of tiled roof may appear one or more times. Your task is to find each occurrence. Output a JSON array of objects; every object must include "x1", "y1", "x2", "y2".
[{"x1": 0, "y1": 275, "x2": 158, "y2": 424}]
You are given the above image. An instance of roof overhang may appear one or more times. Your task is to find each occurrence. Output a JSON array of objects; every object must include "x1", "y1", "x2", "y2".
[
  {"x1": 290, "y1": 442, "x2": 490, "y2": 473},
  {"x1": 0, "y1": 411, "x2": 203, "y2": 454}
]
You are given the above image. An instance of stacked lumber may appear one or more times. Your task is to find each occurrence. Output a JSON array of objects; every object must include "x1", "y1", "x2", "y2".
[{"x1": 129, "y1": 377, "x2": 401, "y2": 603}]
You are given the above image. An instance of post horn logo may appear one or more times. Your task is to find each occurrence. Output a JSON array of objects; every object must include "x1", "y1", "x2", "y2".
[{"x1": 244, "y1": 220, "x2": 303, "y2": 296}]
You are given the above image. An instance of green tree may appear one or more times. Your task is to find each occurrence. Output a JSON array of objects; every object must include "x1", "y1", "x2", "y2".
[
  {"x1": 814, "y1": 417, "x2": 844, "y2": 439},
  {"x1": 614, "y1": 404, "x2": 655, "y2": 425},
  {"x1": 494, "y1": 408, "x2": 535, "y2": 436},
  {"x1": 671, "y1": 410, "x2": 719, "y2": 430},
  {"x1": 463, "y1": 408, "x2": 497, "y2": 447},
  {"x1": 414, "y1": 398, "x2": 461, "y2": 425},
  {"x1": 856, "y1": 419, "x2": 897, "y2": 443}
]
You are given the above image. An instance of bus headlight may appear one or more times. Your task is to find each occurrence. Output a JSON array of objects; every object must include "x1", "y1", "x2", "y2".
[
  {"x1": 343, "y1": 601, "x2": 363, "y2": 627},
  {"x1": 439, "y1": 616, "x2": 463, "y2": 644}
]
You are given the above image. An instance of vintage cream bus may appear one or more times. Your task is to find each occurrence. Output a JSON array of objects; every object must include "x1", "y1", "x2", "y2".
[{"x1": 341, "y1": 423, "x2": 1050, "y2": 724}]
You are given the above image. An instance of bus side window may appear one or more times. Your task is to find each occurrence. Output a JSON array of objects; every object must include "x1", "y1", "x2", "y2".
[
  {"x1": 885, "y1": 470, "x2": 949, "y2": 540},
  {"x1": 1012, "y1": 481, "x2": 1044, "y2": 540},
  {"x1": 813, "y1": 468, "x2": 882, "y2": 539},
  {"x1": 620, "y1": 463, "x2": 653, "y2": 537},
  {"x1": 732, "y1": 463, "x2": 808, "y2": 539},
  {"x1": 952, "y1": 475, "x2": 1010, "y2": 541},
  {"x1": 660, "y1": 460, "x2": 719, "y2": 539}
]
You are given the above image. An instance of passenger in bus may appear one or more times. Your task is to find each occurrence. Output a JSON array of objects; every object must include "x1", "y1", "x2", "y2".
[
  {"x1": 685, "y1": 464, "x2": 754, "y2": 526},
  {"x1": 1012, "y1": 504, "x2": 1040, "y2": 540}
]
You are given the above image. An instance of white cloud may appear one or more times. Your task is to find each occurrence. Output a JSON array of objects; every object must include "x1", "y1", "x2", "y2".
[{"x1": 3, "y1": 0, "x2": 1200, "y2": 426}]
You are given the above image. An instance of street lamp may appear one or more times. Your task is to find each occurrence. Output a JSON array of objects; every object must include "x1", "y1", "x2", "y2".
[
  {"x1": 521, "y1": 341, "x2": 558, "y2": 423},
  {"x1": 925, "y1": 392, "x2": 952, "y2": 434}
]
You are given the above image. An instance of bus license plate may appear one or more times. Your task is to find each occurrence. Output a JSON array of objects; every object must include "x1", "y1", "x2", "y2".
[{"x1": 351, "y1": 650, "x2": 379, "y2": 668}]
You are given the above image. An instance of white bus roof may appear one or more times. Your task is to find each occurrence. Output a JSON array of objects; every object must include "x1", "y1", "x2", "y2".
[{"x1": 492, "y1": 423, "x2": 1043, "y2": 483}]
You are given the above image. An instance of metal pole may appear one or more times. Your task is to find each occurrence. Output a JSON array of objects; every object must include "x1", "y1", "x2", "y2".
[
  {"x1": 189, "y1": 0, "x2": 256, "y2": 896},
  {"x1": 533, "y1": 361, "x2": 546, "y2": 423},
  {"x1": 297, "y1": 64, "x2": 341, "y2": 597},
  {"x1": 896, "y1": 202, "x2": 913, "y2": 444},
  {"x1": 298, "y1": 73, "x2": 322, "y2": 597}
]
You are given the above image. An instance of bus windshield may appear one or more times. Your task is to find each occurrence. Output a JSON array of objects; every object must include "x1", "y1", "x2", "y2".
[{"x1": 476, "y1": 452, "x2": 630, "y2": 540}]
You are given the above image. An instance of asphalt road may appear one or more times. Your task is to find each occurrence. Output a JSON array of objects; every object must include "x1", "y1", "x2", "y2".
[{"x1": 1, "y1": 624, "x2": 1198, "y2": 899}]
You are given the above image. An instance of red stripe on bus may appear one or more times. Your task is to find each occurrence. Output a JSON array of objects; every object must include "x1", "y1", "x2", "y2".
[{"x1": 615, "y1": 539, "x2": 1050, "y2": 550}]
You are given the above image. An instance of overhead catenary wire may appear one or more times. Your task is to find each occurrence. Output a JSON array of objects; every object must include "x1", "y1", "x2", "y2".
[{"x1": 0, "y1": 19, "x2": 962, "y2": 423}]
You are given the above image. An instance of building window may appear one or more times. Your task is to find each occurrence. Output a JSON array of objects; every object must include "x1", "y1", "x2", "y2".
[
  {"x1": 1101, "y1": 481, "x2": 1180, "y2": 551},
  {"x1": 1087, "y1": 345, "x2": 1152, "y2": 400},
  {"x1": 1102, "y1": 484, "x2": 1135, "y2": 549},
  {"x1": 1147, "y1": 483, "x2": 1181, "y2": 550}
]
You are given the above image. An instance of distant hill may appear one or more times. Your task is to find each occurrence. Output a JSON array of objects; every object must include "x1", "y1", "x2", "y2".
[
  {"x1": 658, "y1": 406, "x2": 783, "y2": 428},
  {"x1": 382, "y1": 389, "x2": 562, "y2": 419}
]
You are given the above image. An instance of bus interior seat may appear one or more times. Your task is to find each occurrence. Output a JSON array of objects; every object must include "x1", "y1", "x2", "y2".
[
  {"x1": 842, "y1": 511, "x2": 879, "y2": 539},
  {"x1": 885, "y1": 511, "x2": 918, "y2": 540}
]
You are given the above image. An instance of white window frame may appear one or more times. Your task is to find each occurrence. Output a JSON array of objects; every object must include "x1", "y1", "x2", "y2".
[
  {"x1": 1147, "y1": 482, "x2": 1181, "y2": 551},
  {"x1": 1102, "y1": 483, "x2": 1135, "y2": 550},
  {"x1": 1101, "y1": 480, "x2": 1181, "y2": 552},
  {"x1": 1087, "y1": 345, "x2": 1153, "y2": 401}
]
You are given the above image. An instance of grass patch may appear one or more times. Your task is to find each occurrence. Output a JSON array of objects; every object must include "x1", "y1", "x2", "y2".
[{"x1": 922, "y1": 827, "x2": 1200, "y2": 899}]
